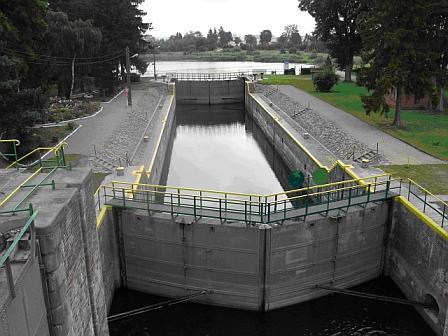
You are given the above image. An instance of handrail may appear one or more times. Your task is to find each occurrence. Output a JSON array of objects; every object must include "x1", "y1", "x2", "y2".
[
  {"x1": 101, "y1": 176, "x2": 399, "y2": 225},
  {"x1": 0, "y1": 210, "x2": 38, "y2": 267},
  {"x1": 408, "y1": 179, "x2": 448, "y2": 208},
  {"x1": 407, "y1": 179, "x2": 447, "y2": 227},
  {"x1": 5, "y1": 142, "x2": 68, "y2": 169}
]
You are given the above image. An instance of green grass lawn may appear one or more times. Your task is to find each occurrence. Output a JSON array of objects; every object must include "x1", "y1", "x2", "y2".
[
  {"x1": 262, "y1": 75, "x2": 448, "y2": 161},
  {"x1": 380, "y1": 164, "x2": 448, "y2": 195}
]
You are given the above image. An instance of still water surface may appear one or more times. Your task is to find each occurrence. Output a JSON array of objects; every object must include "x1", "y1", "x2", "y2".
[
  {"x1": 109, "y1": 278, "x2": 435, "y2": 336},
  {"x1": 162, "y1": 104, "x2": 291, "y2": 195},
  {"x1": 144, "y1": 60, "x2": 311, "y2": 76}
]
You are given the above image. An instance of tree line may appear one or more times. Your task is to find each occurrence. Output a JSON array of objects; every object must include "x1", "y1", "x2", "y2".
[
  {"x1": 0, "y1": 0, "x2": 150, "y2": 138},
  {"x1": 156, "y1": 25, "x2": 327, "y2": 54},
  {"x1": 299, "y1": 0, "x2": 448, "y2": 126}
]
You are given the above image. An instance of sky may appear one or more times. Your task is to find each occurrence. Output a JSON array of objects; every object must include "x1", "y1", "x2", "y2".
[{"x1": 141, "y1": 0, "x2": 316, "y2": 39}]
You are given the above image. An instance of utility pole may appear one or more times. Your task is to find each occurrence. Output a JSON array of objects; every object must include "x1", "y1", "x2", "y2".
[
  {"x1": 152, "y1": 43, "x2": 157, "y2": 80},
  {"x1": 126, "y1": 46, "x2": 132, "y2": 106}
]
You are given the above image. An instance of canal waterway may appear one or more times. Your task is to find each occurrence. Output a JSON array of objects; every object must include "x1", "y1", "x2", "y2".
[
  {"x1": 144, "y1": 61, "x2": 312, "y2": 77},
  {"x1": 108, "y1": 103, "x2": 436, "y2": 336},
  {"x1": 109, "y1": 277, "x2": 435, "y2": 336},
  {"x1": 161, "y1": 103, "x2": 291, "y2": 195}
]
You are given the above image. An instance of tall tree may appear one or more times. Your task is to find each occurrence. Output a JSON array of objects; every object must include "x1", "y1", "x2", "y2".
[
  {"x1": 359, "y1": 0, "x2": 435, "y2": 127},
  {"x1": 260, "y1": 30, "x2": 273, "y2": 46},
  {"x1": 428, "y1": 1, "x2": 448, "y2": 112},
  {"x1": 218, "y1": 26, "x2": 232, "y2": 48},
  {"x1": 206, "y1": 28, "x2": 218, "y2": 50},
  {"x1": 244, "y1": 34, "x2": 257, "y2": 51},
  {"x1": 299, "y1": 0, "x2": 366, "y2": 82},
  {"x1": 0, "y1": 0, "x2": 48, "y2": 136},
  {"x1": 46, "y1": 11, "x2": 102, "y2": 98}
]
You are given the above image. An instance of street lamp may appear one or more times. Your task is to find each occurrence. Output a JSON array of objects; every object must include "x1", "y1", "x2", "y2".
[
  {"x1": 125, "y1": 47, "x2": 139, "y2": 106},
  {"x1": 152, "y1": 43, "x2": 160, "y2": 80}
]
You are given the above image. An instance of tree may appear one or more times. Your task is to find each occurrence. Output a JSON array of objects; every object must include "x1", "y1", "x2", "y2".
[
  {"x1": 260, "y1": 30, "x2": 273, "y2": 46},
  {"x1": 218, "y1": 26, "x2": 232, "y2": 48},
  {"x1": 299, "y1": 0, "x2": 366, "y2": 82},
  {"x1": 0, "y1": 0, "x2": 48, "y2": 136},
  {"x1": 313, "y1": 57, "x2": 339, "y2": 91},
  {"x1": 244, "y1": 35, "x2": 257, "y2": 52},
  {"x1": 46, "y1": 11, "x2": 102, "y2": 98},
  {"x1": 428, "y1": 1, "x2": 448, "y2": 112},
  {"x1": 359, "y1": 0, "x2": 435, "y2": 127},
  {"x1": 206, "y1": 28, "x2": 218, "y2": 50}
]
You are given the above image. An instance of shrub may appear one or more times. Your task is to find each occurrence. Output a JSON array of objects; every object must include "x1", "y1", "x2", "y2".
[
  {"x1": 309, "y1": 52, "x2": 318, "y2": 59},
  {"x1": 313, "y1": 67, "x2": 339, "y2": 92},
  {"x1": 288, "y1": 47, "x2": 297, "y2": 54}
]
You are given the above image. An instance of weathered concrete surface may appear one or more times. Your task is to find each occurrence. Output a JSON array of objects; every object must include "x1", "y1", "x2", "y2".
[
  {"x1": 23, "y1": 168, "x2": 108, "y2": 336},
  {"x1": 386, "y1": 199, "x2": 448, "y2": 336},
  {"x1": 110, "y1": 201, "x2": 389, "y2": 311},
  {"x1": 0, "y1": 256, "x2": 50, "y2": 336},
  {"x1": 175, "y1": 80, "x2": 245, "y2": 105}
]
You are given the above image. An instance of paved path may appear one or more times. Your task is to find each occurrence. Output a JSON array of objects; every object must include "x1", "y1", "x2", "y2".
[
  {"x1": 277, "y1": 85, "x2": 444, "y2": 165},
  {"x1": 67, "y1": 81, "x2": 156, "y2": 156},
  {"x1": 66, "y1": 80, "x2": 166, "y2": 171}
]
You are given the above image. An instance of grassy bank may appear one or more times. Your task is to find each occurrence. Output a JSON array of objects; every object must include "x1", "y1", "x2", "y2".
[
  {"x1": 150, "y1": 50, "x2": 328, "y2": 64},
  {"x1": 380, "y1": 164, "x2": 448, "y2": 195},
  {"x1": 262, "y1": 75, "x2": 448, "y2": 161}
]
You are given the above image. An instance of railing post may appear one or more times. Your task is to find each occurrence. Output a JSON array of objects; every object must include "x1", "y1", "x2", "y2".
[
  {"x1": 122, "y1": 188, "x2": 126, "y2": 208},
  {"x1": 274, "y1": 195, "x2": 277, "y2": 213},
  {"x1": 284, "y1": 199, "x2": 287, "y2": 220},
  {"x1": 245, "y1": 201, "x2": 247, "y2": 222},
  {"x1": 219, "y1": 199, "x2": 222, "y2": 222},
  {"x1": 423, "y1": 192, "x2": 427, "y2": 212},
  {"x1": 193, "y1": 196, "x2": 197, "y2": 219},
  {"x1": 385, "y1": 180, "x2": 390, "y2": 200},
  {"x1": 367, "y1": 184, "x2": 371, "y2": 204},
  {"x1": 348, "y1": 188, "x2": 352, "y2": 208},
  {"x1": 178, "y1": 189, "x2": 181, "y2": 207},
  {"x1": 5, "y1": 257, "x2": 15, "y2": 298},
  {"x1": 442, "y1": 204, "x2": 446, "y2": 228},
  {"x1": 408, "y1": 180, "x2": 411, "y2": 200},
  {"x1": 267, "y1": 203, "x2": 271, "y2": 223},
  {"x1": 170, "y1": 193, "x2": 174, "y2": 216}
]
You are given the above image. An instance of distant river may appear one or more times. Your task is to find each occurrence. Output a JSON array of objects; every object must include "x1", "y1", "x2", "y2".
[{"x1": 143, "y1": 61, "x2": 312, "y2": 76}]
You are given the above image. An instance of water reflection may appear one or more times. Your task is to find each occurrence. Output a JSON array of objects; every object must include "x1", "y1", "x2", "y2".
[
  {"x1": 161, "y1": 104, "x2": 292, "y2": 197},
  {"x1": 108, "y1": 277, "x2": 435, "y2": 336}
]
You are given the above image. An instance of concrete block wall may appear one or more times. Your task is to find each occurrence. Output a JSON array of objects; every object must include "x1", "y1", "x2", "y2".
[
  {"x1": 97, "y1": 210, "x2": 120, "y2": 310},
  {"x1": 33, "y1": 169, "x2": 109, "y2": 336},
  {"x1": 176, "y1": 80, "x2": 245, "y2": 105},
  {"x1": 111, "y1": 202, "x2": 389, "y2": 311},
  {"x1": 386, "y1": 200, "x2": 448, "y2": 336},
  {"x1": 267, "y1": 203, "x2": 388, "y2": 310},
  {"x1": 117, "y1": 211, "x2": 263, "y2": 310},
  {"x1": 246, "y1": 94, "x2": 319, "y2": 178},
  {"x1": 0, "y1": 257, "x2": 50, "y2": 336}
]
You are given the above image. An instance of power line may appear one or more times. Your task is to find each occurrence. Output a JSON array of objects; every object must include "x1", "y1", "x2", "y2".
[
  {"x1": 9, "y1": 52, "x2": 125, "y2": 66},
  {"x1": 0, "y1": 46, "x2": 125, "y2": 61}
]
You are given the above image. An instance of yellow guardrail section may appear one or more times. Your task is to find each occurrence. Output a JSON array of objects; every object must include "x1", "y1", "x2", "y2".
[
  {"x1": 109, "y1": 174, "x2": 394, "y2": 204},
  {"x1": 247, "y1": 84, "x2": 368, "y2": 186},
  {"x1": 6, "y1": 142, "x2": 68, "y2": 169}
]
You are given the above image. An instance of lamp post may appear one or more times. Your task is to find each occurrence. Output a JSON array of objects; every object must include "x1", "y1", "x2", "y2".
[
  {"x1": 125, "y1": 46, "x2": 139, "y2": 106},
  {"x1": 152, "y1": 43, "x2": 160, "y2": 80}
]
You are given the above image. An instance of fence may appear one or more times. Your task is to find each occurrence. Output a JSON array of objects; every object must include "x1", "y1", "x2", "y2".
[
  {"x1": 166, "y1": 72, "x2": 250, "y2": 81},
  {"x1": 100, "y1": 175, "x2": 399, "y2": 224},
  {"x1": 407, "y1": 179, "x2": 447, "y2": 228}
]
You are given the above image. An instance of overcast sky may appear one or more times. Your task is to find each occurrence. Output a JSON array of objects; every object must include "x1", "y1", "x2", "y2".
[{"x1": 141, "y1": 0, "x2": 316, "y2": 38}]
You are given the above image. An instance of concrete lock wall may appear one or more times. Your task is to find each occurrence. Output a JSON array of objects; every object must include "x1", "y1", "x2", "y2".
[
  {"x1": 175, "y1": 80, "x2": 245, "y2": 105},
  {"x1": 112, "y1": 202, "x2": 389, "y2": 311},
  {"x1": 245, "y1": 93, "x2": 320, "y2": 179},
  {"x1": 386, "y1": 199, "x2": 448, "y2": 336},
  {"x1": 0, "y1": 256, "x2": 50, "y2": 336},
  {"x1": 34, "y1": 169, "x2": 109, "y2": 336}
]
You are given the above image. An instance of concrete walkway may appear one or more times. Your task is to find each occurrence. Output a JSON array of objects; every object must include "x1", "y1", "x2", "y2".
[
  {"x1": 66, "y1": 79, "x2": 163, "y2": 158},
  {"x1": 277, "y1": 85, "x2": 444, "y2": 165}
]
